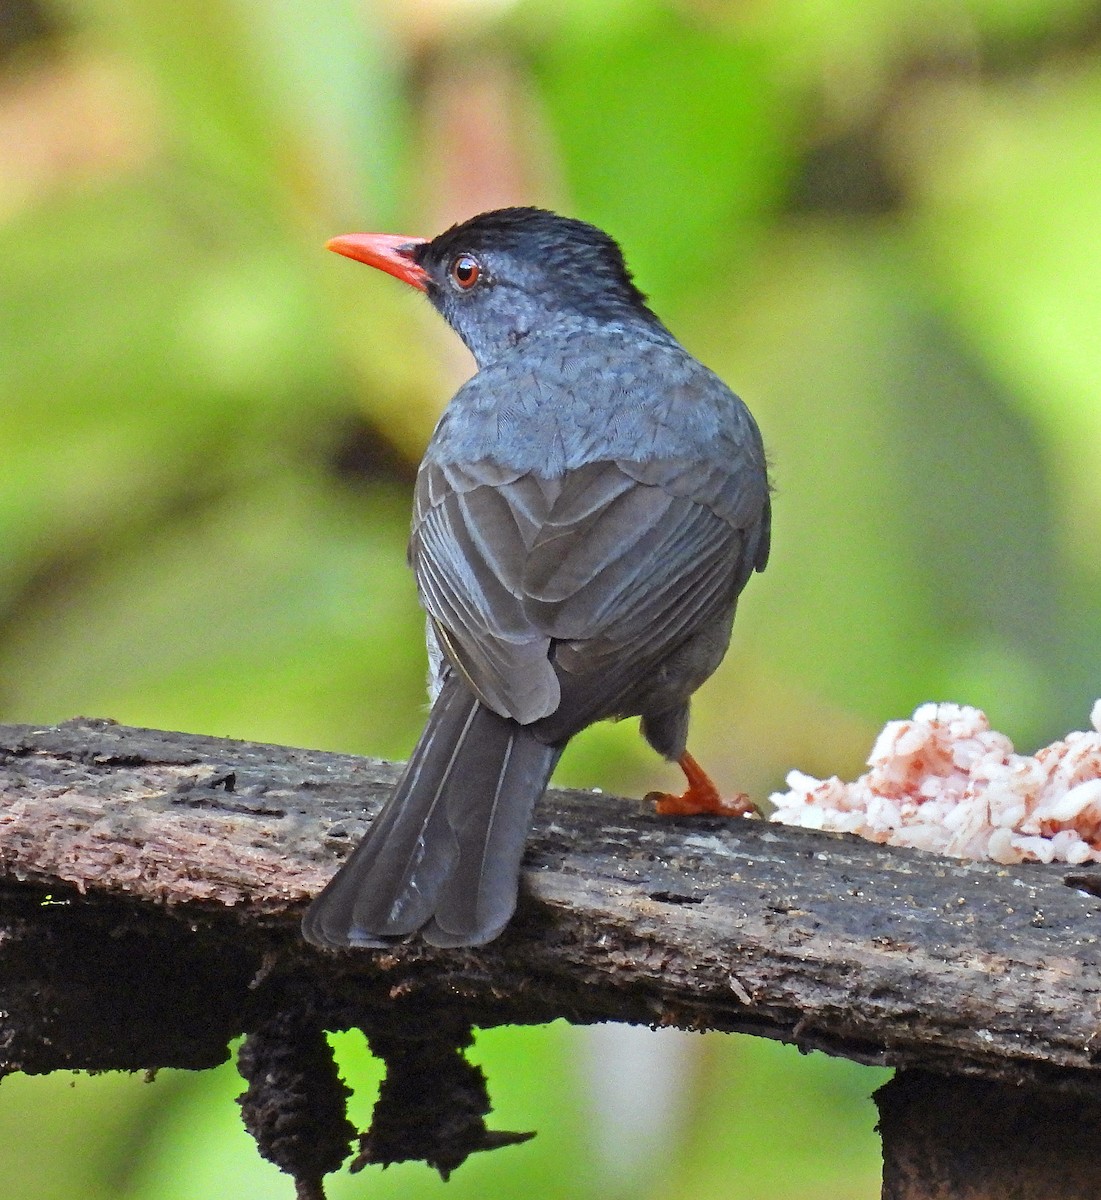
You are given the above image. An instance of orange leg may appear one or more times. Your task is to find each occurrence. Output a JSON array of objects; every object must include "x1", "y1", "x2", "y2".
[{"x1": 648, "y1": 751, "x2": 759, "y2": 817}]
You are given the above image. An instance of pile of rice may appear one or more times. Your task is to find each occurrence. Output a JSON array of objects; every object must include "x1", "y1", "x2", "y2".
[{"x1": 769, "y1": 701, "x2": 1101, "y2": 865}]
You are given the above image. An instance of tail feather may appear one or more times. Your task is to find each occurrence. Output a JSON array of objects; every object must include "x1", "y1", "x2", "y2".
[
  {"x1": 425, "y1": 728, "x2": 563, "y2": 946},
  {"x1": 302, "y1": 675, "x2": 560, "y2": 949}
]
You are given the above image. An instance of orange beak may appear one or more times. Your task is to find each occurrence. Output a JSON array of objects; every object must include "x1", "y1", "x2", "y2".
[{"x1": 326, "y1": 232, "x2": 430, "y2": 292}]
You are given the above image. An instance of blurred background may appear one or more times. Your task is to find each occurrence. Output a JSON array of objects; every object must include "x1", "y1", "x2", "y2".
[{"x1": 2, "y1": 0, "x2": 1100, "y2": 1196}]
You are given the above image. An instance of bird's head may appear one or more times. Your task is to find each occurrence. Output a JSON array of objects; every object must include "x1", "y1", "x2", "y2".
[{"x1": 327, "y1": 207, "x2": 657, "y2": 366}]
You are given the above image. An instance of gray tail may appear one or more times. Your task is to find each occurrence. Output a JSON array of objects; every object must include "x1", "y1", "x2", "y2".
[{"x1": 302, "y1": 675, "x2": 561, "y2": 949}]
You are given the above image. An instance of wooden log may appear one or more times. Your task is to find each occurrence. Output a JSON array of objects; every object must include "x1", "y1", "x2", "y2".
[
  {"x1": 2, "y1": 716, "x2": 1100, "y2": 1093},
  {"x1": 877, "y1": 1070, "x2": 1101, "y2": 1198}
]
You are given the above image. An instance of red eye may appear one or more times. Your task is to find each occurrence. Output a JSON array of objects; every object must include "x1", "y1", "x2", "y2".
[{"x1": 450, "y1": 254, "x2": 481, "y2": 290}]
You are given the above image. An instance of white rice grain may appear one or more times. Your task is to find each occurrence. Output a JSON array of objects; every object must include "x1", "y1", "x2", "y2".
[{"x1": 769, "y1": 702, "x2": 1101, "y2": 865}]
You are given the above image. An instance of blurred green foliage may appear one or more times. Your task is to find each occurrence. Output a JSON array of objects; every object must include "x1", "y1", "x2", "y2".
[{"x1": 2, "y1": 0, "x2": 1099, "y2": 1196}]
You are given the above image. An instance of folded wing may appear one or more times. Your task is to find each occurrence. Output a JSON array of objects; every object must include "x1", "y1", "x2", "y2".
[{"x1": 411, "y1": 448, "x2": 770, "y2": 736}]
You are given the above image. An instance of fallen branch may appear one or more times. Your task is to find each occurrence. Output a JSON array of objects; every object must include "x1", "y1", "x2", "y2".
[{"x1": 3, "y1": 718, "x2": 1101, "y2": 1194}]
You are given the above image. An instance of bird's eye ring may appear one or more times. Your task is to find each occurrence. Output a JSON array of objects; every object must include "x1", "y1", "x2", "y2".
[{"x1": 450, "y1": 254, "x2": 482, "y2": 290}]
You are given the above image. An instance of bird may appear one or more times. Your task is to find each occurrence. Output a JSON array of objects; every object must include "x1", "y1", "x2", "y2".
[{"x1": 302, "y1": 206, "x2": 771, "y2": 950}]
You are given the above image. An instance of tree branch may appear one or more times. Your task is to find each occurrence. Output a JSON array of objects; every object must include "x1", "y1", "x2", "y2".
[{"x1": 3, "y1": 717, "x2": 1101, "y2": 1190}]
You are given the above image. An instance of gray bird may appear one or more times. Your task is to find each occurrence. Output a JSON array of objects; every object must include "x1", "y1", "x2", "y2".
[{"x1": 302, "y1": 207, "x2": 771, "y2": 950}]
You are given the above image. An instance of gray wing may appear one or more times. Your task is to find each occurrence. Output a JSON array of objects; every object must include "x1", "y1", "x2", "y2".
[
  {"x1": 410, "y1": 449, "x2": 769, "y2": 735},
  {"x1": 413, "y1": 458, "x2": 562, "y2": 724}
]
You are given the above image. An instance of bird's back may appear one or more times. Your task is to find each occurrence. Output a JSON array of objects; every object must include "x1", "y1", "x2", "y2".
[{"x1": 425, "y1": 320, "x2": 767, "y2": 513}]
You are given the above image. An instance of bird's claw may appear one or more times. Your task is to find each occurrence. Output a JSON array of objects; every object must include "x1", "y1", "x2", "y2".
[{"x1": 646, "y1": 787, "x2": 759, "y2": 818}]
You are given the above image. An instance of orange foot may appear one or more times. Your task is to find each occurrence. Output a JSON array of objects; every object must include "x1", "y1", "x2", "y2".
[{"x1": 647, "y1": 751, "x2": 760, "y2": 817}]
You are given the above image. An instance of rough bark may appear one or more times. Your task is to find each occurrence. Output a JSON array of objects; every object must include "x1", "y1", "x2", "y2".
[
  {"x1": 2, "y1": 716, "x2": 1101, "y2": 1085},
  {"x1": 3, "y1": 717, "x2": 1101, "y2": 1190},
  {"x1": 877, "y1": 1070, "x2": 1101, "y2": 1198}
]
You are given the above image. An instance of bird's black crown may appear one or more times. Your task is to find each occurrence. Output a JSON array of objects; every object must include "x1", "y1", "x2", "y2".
[{"x1": 419, "y1": 207, "x2": 650, "y2": 313}]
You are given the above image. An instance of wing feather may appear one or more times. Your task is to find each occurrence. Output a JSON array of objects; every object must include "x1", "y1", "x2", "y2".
[{"x1": 410, "y1": 447, "x2": 766, "y2": 733}]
